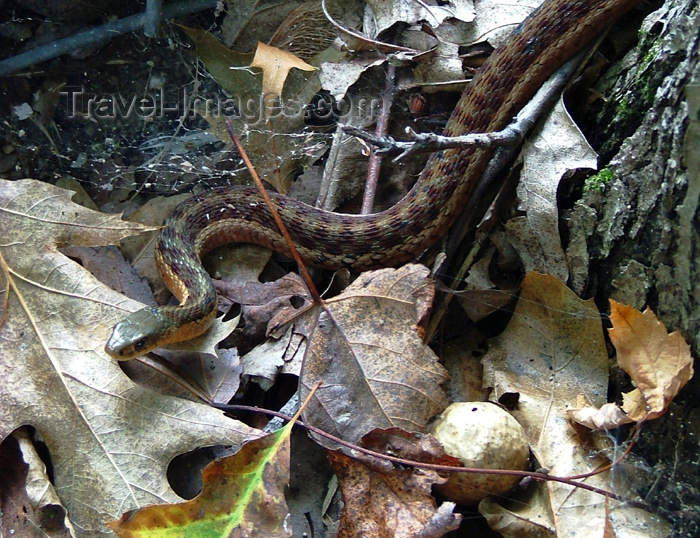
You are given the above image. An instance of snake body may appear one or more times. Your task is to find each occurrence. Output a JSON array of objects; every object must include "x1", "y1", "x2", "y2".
[{"x1": 106, "y1": 0, "x2": 639, "y2": 360}]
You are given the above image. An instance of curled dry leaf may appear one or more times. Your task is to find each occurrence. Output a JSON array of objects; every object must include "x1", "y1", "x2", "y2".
[
  {"x1": 609, "y1": 300, "x2": 694, "y2": 421},
  {"x1": 569, "y1": 300, "x2": 694, "y2": 428},
  {"x1": 299, "y1": 264, "x2": 449, "y2": 447}
]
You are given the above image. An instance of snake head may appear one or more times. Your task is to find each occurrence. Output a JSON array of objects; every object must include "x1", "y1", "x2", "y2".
[{"x1": 105, "y1": 308, "x2": 169, "y2": 360}]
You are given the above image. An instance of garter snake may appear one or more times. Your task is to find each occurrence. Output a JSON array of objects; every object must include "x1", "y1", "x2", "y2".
[{"x1": 106, "y1": 0, "x2": 640, "y2": 360}]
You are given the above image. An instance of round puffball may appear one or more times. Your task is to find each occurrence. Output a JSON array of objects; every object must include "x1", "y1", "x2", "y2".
[{"x1": 431, "y1": 402, "x2": 530, "y2": 505}]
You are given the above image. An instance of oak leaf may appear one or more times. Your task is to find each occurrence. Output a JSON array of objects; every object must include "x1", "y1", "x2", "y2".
[
  {"x1": 108, "y1": 421, "x2": 296, "y2": 537},
  {"x1": 0, "y1": 179, "x2": 261, "y2": 536}
]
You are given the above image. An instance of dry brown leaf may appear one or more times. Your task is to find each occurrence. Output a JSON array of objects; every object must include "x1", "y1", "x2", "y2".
[
  {"x1": 0, "y1": 179, "x2": 261, "y2": 536},
  {"x1": 0, "y1": 429, "x2": 75, "y2": 537},
  {"x1": 609, "y1": 300, "x2": 694, "y2": 421},
  {"x1": 300, "y1": 265, "x2": 449, "y2": 447},
  {"x1": 505, "y1": 101, "x2": 598, "y2": 283},
  {"x1": 216, "y1": 272, "x2": 312, "y2": 342},
  {"x1": 567, "y1": 402, "x2": 634, "y2": 430},
  {"x1": 482, "y1": 272, "x2": 669, "y2": 537},
  {"x1": 568, "y1": 301, "x2": 694, "y2": 428},
  {"x1": 250, "y1": 42, "x2": 316, "y2": 98},
  {"x1": 326, "y1": 450, "x2": 461, "y2": 538}
]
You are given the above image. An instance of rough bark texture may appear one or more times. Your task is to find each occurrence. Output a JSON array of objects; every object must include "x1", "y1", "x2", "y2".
[{"x1": 564, "y1": 0, "x2": 699, "y2": 534}]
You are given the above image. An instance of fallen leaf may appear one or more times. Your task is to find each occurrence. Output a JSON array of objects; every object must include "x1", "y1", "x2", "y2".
[
  {"x1": 0, "y1": 429, "x2": 75, "y2": 538},
  {"x1": 0, "y1": 179, "x2": 261, "y2": 535},
  {"x1": 505, "y1": 100, "x2": 598, "y2": 283},
  {"x1": 326, "y1": 450, "x2": 461, "y2": 538},
  {"x1": 568, "y1": 301, "x2": 694, "y2": 428},
  {"x1": 567, "y1": 402, "x2": 634, "y2": 430},
  {"x1": 250, "y1": 42, "x2": 316, "y2": 98},
  {"x1": 108, "y1": 421, "x2": 295, "y2": 537},
  {"x1": 609, "y1": 300, "x2": 694, "y2": 421},
  {"x1": 482, "y1": 272, "x2": 670, "y2": 537},
  {"x1": 299, "y1": 265, "x2": 449, "y2": 447},
  {"x1": 365, "y1": 0, "x2": 474, "y2": 35},
  {"x1": 180, "y1": 25, "x2": 258, "y2": 97}
]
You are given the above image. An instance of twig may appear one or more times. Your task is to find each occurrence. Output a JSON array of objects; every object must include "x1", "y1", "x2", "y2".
[
  {"x1": 0, "y1": 0, "x2": 218, "y2": 77},
  {"x1": 224, "y1": 120, "x2": 324, "y2": 306},
  {"x1": 144, "y1": 0, "x2": 164, "y2": 38},
  {"x1": 361, "y1": 63, "x2": 396, "y2": 213},
  {"x1": 215, "y1": 402, "x2": 652, "y2": 511}
]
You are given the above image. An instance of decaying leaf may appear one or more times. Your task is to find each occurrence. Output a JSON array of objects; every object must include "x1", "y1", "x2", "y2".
[
  {"x1": 505, "y1": 101, "x2": 598, "y2": 283},
  {"x1": 0, "y1": 429, "x2": 75, "y2": 538},
  {"x1": 299, "y1": 264, "x2": 449, "y2": 447},
  {"x1": 180, "y1": 25, "x2": 258, "y2": 97},
  {"x1": 482, "y1": 272, "x2": 670, "y2": 537},
  {"x1": 108, "y1": 422, "x2": 295, "y2": 537},
  {"x1": 326, "y1": 450, "x2": 461, "y2": 538},
  {"x1": 364, "y1": 0, "x2": 475, "y2": 35},
  {"x1": 0, "y1": 179, "x2": 261, "y2": 535}
]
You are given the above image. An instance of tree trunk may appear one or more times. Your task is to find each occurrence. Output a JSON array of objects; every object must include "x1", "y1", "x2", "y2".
[{"x1": 564, "y1": 0, "x2": 699, "y2": 534}]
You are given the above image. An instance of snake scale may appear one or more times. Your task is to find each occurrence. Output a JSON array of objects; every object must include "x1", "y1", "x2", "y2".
[{"x1": 106, "y1": 0, "x2": 640, "y2": 359}]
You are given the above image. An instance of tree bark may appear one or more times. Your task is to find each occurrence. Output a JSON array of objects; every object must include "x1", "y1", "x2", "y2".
[{"x1": 564, "y1": 1, "x2": 699, "y2": 534}]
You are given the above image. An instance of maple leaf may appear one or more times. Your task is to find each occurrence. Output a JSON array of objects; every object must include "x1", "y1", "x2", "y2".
[
  {"x1": 0, "y1": 179, "x2": 261, "y2": 536},
  {"x1": 609, "y1": 300, "x2": 694, "y2": 421},
  {"x1": 569, "y1": 300, "x2": 694, "y2": 428}
]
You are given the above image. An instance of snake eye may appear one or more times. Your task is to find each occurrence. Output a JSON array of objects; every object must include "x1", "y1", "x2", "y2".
[{"x1": 134, "y1": 338, "x2": 147, "y2": 351}]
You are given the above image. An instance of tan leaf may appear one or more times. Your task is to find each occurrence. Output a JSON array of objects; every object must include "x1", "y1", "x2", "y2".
[
  {"x1": 608, "y1": 300, "x2": 694, "y2": 421},
  {"x1": 482, "y1": 272, "x2": 669, "y2": 537},
  {"x1": 250, "y1": 42, "x2": 316, "y2": 98},
  {"x1": 505, "y1": 101, "x2": 598, "y2": 283},
  {"x1": 326, "y1": 450, "x2": 461, "y2": 538},
  {"x1": 567, "y1": 402, "x2": 634, "y2": 430},
  {"x1": 300, "y1": 265, "x2": 449, "y2": 446},
  {"x1": 0, "y1": 179, "x2": 261, "y2": 535}
]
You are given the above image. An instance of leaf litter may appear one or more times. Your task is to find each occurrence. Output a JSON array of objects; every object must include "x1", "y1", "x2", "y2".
[{"x1": 0, "y1": 0, "x2": 695, "y2": 536}]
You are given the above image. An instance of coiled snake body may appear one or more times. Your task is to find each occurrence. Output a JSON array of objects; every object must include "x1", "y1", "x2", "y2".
[{"x1": 106, "y1": 0, "x2": 639, "y2": 360}]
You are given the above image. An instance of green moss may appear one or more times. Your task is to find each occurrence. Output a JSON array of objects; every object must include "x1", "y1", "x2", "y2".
[{"x1": 584, "y1": 167, "x2": 614, "y2": 194}]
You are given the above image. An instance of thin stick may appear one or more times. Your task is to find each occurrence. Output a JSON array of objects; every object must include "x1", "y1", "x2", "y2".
[
  {"x1": 225, "y1": 120, "x2": 324, "y2": 305},
  {"x1": 361, "y1": 63, "x2": 396, "y2": 213},
  {"x1": 215, "y1": 402, "x2": 651, "y2": 510}
]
